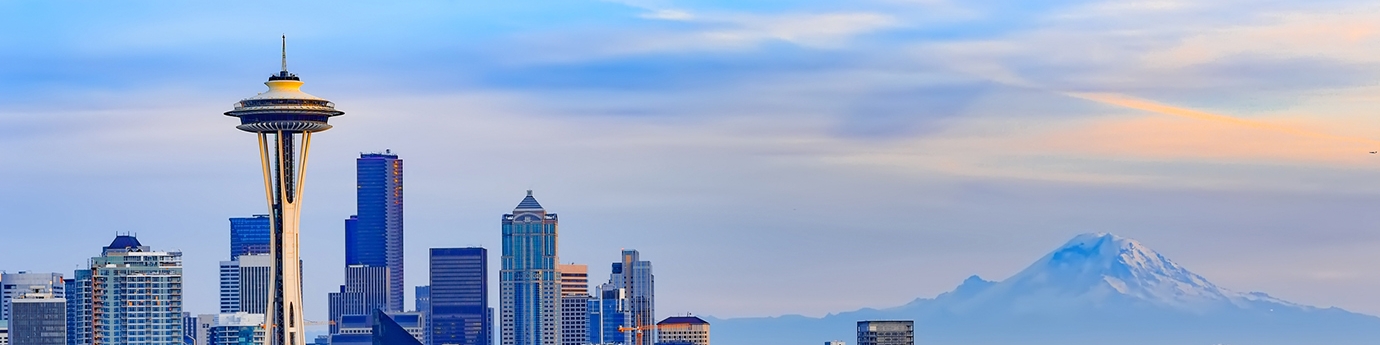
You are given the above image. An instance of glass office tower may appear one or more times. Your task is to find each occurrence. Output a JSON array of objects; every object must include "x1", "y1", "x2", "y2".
[
  {"x1": 351, "y1": 151, "x2": 404, "y2": 312},
  {"x1": 501, "y1": 191, "x2": 559, "y2": 345},
  {"x1": 429, "y1": 248, "x2": 488, "y2": 345}
]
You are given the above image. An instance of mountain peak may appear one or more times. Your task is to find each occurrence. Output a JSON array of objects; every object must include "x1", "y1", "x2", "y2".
[{"x1": 990, "y1": 232, "x2": 1253, "y2": 311}]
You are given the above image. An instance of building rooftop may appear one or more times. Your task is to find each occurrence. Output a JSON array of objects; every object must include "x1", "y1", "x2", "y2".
[
  {"x1": 657, "y1": 316, "x2": 709, "y2": 325},
  {"x1": 107, "y1": 235, "x2": 143, "y2": 251},
  {"x1": 515, "y1": 190, "x2": 543, "y2": 210}
]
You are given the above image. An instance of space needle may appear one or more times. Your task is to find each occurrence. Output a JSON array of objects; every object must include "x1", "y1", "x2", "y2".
[{"x1": 224, "y1": 37, "x2": 343, "y2": 345}]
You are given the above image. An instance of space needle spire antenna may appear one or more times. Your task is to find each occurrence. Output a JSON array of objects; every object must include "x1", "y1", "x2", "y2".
[
  {"x1": 224, "y1": 37, "x2": 343, "y2": 345},
  {"x1": 281, "y1": 35, "x2": 287, "y2": 73}
]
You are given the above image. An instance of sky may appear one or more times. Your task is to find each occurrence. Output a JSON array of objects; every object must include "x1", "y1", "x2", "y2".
[{"x1": 3, "y1": 0, "x2": 1380, "y2": 323}]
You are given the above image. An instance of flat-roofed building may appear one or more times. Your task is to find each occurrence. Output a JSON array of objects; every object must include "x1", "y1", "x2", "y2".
[
  {"x1": 655, "y1": 316, "x2": 708, "y2": 345},
  {"x1": 856, "y1": 321, "x2": 913, "y2": 345}
]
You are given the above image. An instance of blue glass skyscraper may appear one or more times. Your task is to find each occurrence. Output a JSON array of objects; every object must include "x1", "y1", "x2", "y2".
[
  {"x1": 348, "y1": 151, "x2": 404, "y2": 312},
  {"x1": 501, "y1": 191, "x2": 560, "y2": 345},
  {"x1": 429, "y1": 248, "x2": 488, "y2": 345},
  {"x1": 228, "y1": 215, "x2": 271, "y2": 260}
]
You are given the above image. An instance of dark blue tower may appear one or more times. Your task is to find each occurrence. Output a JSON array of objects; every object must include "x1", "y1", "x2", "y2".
[
  {"x1": 230, "y1": 215, "x2": 272, "y2": 260},
  {"x1": 350, "y1": 151, "x2": 404, "y2": 312},
  {"x1": 429, "y1": 248, "x2": 489, "y2": 345}
]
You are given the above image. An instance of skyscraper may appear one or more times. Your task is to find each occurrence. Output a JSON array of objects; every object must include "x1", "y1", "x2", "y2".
[
  {"x1": 351, "y1": 151, "x2": 404, "y2": 312},
  {"x1": 610, "y1": 250, "x2": 654, "y2": 345},
  {"x1": 429, "y1": 248, "x2": 488, "y2": 345},
  {"x1": 856, "y1": 321, "x2": 913, "y2": 345},
  {"x1": 327, "y1": 266, "x2": 388, "y2": 335},
  {"x1": 0, "y1": 272, "x2": 63, "y2": 321},
  {"x1": 223, "y1": 37, "x2": 344, "y2": 345},
  {"x1": 9, "y1": 287, "x2": 65, "y2": 345},
  {"x1": 501, "y1": 191, "x2": 560, "y2": 345},
  {"x1": 83, "y1": 235, "x2": 185, "y2": 345},
  {"x1": 229, "y1": 215, "x2": 272, "y2": 260},
  {"x1": 556, "y1": 265, "x2": 588, "y2": 345}
]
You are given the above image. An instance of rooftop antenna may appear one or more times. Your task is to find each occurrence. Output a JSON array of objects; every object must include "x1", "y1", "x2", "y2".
[{"x1": 281, "y1": 35, "x2": 288, "y2": 72}]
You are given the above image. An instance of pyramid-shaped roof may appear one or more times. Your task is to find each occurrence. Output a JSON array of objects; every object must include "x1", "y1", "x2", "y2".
[
  {"x1": 515, "y1": 190, "x2": 543, "y2": 210},
  {"x1": 107, "y1": 235, "x2": 143, "y2": 250}
]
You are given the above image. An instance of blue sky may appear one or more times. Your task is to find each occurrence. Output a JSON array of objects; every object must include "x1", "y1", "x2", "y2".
[{"x1": 3, "y1": 0, "x2": 1380, "y2": 323}]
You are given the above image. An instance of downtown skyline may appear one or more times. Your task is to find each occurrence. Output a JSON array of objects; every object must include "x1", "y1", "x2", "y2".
[{"x1": 3, "y1": 0, "x2": 1380, "y2": 330}]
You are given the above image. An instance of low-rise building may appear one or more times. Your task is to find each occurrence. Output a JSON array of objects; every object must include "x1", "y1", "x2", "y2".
[{"x1": 655, "y1": 316, "x2": 709, "y2": 345}]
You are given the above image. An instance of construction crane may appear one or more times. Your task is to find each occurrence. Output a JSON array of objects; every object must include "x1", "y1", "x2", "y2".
[{"x1": 618, "y1": 323, "x2": 657, "y2": 345}]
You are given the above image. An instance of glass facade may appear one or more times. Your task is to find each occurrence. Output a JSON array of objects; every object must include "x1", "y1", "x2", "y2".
[
  {"x1": 228, "y1": 215, "x2": 271, "y2": 260},
  {"x1": 351, "y1": 152, "x2": 404, "y2": 312},
  {"x1": 501, "y1": 191, "x2": 560, "y2": 345},
  {"x1": 429, "y1": 248, "x2": 488, "y2": 345},
  {"x1": 613, "y1": 251, "x2": 655, "y2": 345}
]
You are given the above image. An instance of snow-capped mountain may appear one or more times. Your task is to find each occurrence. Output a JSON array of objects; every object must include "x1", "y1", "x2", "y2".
[
  {"x1": 937, "y1": 232, "x2": 1296, "y2": 315},
  {"x1": 709, "y1": 233, "x2": 1380, "y2": 345}
]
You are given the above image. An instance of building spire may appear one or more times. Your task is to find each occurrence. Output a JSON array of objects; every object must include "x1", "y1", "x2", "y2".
[{"x1": 281, "y1": 35, "x2": 288, "y2": 73}]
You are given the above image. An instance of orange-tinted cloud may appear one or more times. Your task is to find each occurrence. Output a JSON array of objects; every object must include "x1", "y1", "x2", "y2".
[
  {"x1": 1066, "y1": 92, "x2": 1380, "y2": 149},
  {"x1": 1036, "y1": 110, "x2": 1374, "y2": 165}
]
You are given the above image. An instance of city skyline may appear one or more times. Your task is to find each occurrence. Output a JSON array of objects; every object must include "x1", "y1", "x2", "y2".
[{"x1": 4, "y1": 0, "x2": 1380, "y2": 333}]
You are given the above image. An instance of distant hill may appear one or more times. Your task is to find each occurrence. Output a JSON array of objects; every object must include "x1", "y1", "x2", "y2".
[{"x1": 708, "y1": 233, "x2": 1380, "y2": 345}]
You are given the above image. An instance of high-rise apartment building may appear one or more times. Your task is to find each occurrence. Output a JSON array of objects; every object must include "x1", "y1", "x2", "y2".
[
  {"x1": 229, "y1": 215, "x2": 271, "y2": 260},
  {"x1": 350, "y1": 151, "x2": 404, "y2": 312},
  {"x1": 610, "y1": 250, "x2": 654, "y2": 345},
  {"x1": 501, "y1": 191, "x2": 560, "y2": 345},
  {"x1": 856, "y1": 321, "x2": 913, "y2": 345},
  {"x1": 557, "y1": 265, "x2": 588, "y2": 345},
  {"x1": 1, "y1": 272, "x2": 64, "y2": 321},
  {"x1": 327, "y1": 266, "x2": 388, "y2": 334},
  {"x1": 9, "y1": 287, "x2": 65, "y2": 345},
  {"x1": 429, "y1": 248, "x2": 488, "y2": 345},
  {"x1": 654, "y1": 316, "x2": 708, "y2": 345},
  {"x1": 79, "y1": 235, "x2": 184, "y2": 345}
]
